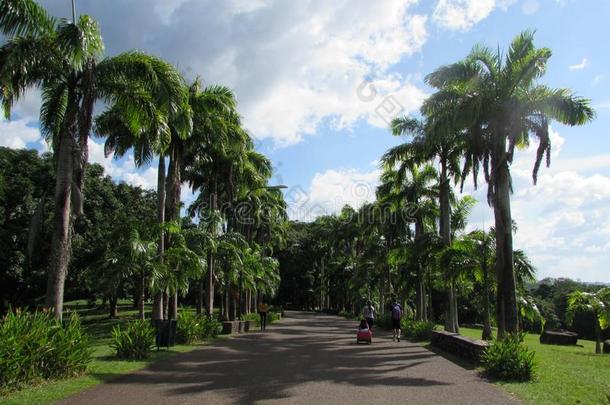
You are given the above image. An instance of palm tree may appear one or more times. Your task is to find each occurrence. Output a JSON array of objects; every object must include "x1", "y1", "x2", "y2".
[
  {"x1": 377, "y1": 164, "x2": 438, "y2": 320},
  {"x1": 0, "y1": 0, "x2": 187, "y2": 319},
  {"x1": 425, "y1": 30, "x2": 595, "y2": 336},
  {"x1": 566, "y1": 288, "x2": 610, "y2": 354}
]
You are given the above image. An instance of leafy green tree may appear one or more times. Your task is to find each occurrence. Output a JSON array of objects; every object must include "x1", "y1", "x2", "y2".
[
  {"x1": 567, "y1": 288, "x2": 610, "y2": 353},
  {"x1": 0, "y1": 0, "x2": 188, "y2": 319},
  {"x1": 425, "y1": 30, "x2": 595, "y2": 336}
]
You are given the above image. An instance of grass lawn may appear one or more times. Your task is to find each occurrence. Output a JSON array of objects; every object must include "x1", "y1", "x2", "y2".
[
  {"x1": 458, "y1": 327, "x2": 610, "y2": 405},
  {"x1": 1, "y1": 300, "x2": 226, "y2": 405}
]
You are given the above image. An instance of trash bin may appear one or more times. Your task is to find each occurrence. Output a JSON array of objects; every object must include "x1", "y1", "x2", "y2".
[{"x1": 154, "y1": 320, "x2": 177, "y2": 349}]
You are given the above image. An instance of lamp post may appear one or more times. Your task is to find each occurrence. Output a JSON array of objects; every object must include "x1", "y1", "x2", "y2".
[{"x1": 238, "y1": 185, "x2": 287, "y2": 320}]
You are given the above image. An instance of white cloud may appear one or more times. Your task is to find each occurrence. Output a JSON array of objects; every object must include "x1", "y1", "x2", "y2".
[
  {"x1": 461, "y1": 128, "x2": 610, "y2": 282},
  {"x1": 288, "y1": 168, "x2": 380, "y2": 221},
  {"x1": 568, "y1": 57, "x2": 589, "y2": 70},
  {"x1": 521, "y1": 0, "x2": 539, "y2": 14},
  {"x1": 432, "y1": 0, "x2": 515, "y2": 31},
  {"x1": 38, "y1": 0, "x2": 429, "y2": 147},
  {"x1": 0, "y1": 118, "x2": 42, "y2": 149}
]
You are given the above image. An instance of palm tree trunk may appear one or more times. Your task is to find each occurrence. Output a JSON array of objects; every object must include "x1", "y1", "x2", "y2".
[
  {"x1": 492, "y1": 148, "x2": 518, "y2": 338},
  {"x1": 46, "y1": 130, "x2": 76, "y2": 320},
  {"x1": 206, "y1": 250, "x2": 215, "y2": 316},
  {"x1": 482, "y1": 263, "x2": 493, "y2": 340},
  {"x1": 138, "y1": 270, "x2": 145, "y2": 320},
  {"x1": 197, "y1": 276, "x2": 204, "y2": 314},
  {"x1": 153, "y1": 156, "x2": 166, "y2": 320},
  {"x1": 169, "y1": 292, "x2": 178, "y2": 320},
  {"x1": 439, "y1": 160, "x2": 458, "y2": 332},
  {"x1": 163, "y1": 291, "x2": 169, "y2": 320},
  {"x1": 109, "y1": 294, "x2": 118, "y2": 319}
]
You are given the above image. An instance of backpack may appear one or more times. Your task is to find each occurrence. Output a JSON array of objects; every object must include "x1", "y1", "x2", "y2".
[{"x1": 391, "y1": 304, "x2": 402, "y2": 320}]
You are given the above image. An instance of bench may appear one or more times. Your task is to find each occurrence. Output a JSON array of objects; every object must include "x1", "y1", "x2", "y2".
[{"x1": 431, "y1": 330, "x2": 489, "y2": 363}]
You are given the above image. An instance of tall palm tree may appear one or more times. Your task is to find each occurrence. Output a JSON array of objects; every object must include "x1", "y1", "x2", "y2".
[
  {"x1": 386, "y1": 113, "x2": 465, "y2": 331},
  {"x1": 425, "y1": 30, "x2": 595, "y2": 336},
  {"x1": 377, "y1": 164, "x2": 438, "y2": 320},
  {"x1": 0, "y1": 0, "x2": 187, "y2": 319}
]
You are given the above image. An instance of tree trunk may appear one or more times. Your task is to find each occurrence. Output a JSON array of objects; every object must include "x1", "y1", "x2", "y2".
[
  {"x1": 153, "y1": 156, "x2": 166, "y2": 320},
  {"x1": 492, "y1": 146, "x2": 517, "y2": 338},
  {"x1": 138, "y1": 270, "x2": 145, "y2": 320},
  {"x1": 169, "y1": 291, "x2": 178, "y2": 319},
  {"x1": 197, "y1": 275, "x2": 204, "y2": 314},
  {"x1": 439, "y1": 159, "x2": 458, "y2": 332},
  {"x1": 163, "y1": 291, "x2": 169, "y2": 320},
  {"x1": 206, "y1": 250, "x2": 215, "y2": 316},
  {"x1": 46, "y1": 131, "x2": 75, "y2": 320},
  {"x1": 109, "y1": 294, "x2": 118, "y2": 319},
  {"x1": 482, "y1": 264, "x2": 493, "y2": 340}
]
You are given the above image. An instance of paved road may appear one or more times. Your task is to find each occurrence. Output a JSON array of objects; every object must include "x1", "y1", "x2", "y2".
[{"x1": 60, "y1": 312, "x2": 519, "y2": 405}]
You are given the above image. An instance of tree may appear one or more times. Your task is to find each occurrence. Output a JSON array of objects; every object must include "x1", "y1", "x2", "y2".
[
  {"x1": 0, "y1": 0, "x2": 188, "y2": 319},
  {"x1": 567, "y1": 288, "x2": 610, "y2": 354},
  {"x1": 425, "y1": 30, "x2": 595, "y2": 336}
]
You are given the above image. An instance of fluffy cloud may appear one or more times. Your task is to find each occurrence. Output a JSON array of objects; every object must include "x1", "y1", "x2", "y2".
[
  {"x1": 432, "y1": 0, "x2": 515, "y2": 30},
  {"x1": 462, "y1": 129, "x2": 610, "y2": 282},
  {"x1": 39, "y1": 0, "x2": 429, "y2": 146},
  {"x1": 0, "y1": 118, "x2": 44, "y2": 150},
  {"x1": 288, "y1": 168, "x2": 380, "y2": 221}
]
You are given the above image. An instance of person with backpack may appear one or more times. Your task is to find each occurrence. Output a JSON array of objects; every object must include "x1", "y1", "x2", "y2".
[
  {"x1": 362, "y1": 300, "x2": 376, "y2": 330},
  {"x1": 390, "y1": 297, "x2": 402, "y2": 342},
  {"x1": 258, "y1": 300, "x2": 269, "y2": 331}
]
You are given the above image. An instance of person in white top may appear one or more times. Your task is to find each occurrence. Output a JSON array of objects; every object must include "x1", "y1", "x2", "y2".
[{"x1": 362, "y1": 300, "x2": 376, "y2": 330}]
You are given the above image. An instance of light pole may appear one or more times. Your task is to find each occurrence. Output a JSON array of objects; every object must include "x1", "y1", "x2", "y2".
[
  {"x1": 238, "y1": 185, "x2": 287, "y2": 320},
  {"x1": 71, "y1": 0, "x2": 76, "y2": 23}
]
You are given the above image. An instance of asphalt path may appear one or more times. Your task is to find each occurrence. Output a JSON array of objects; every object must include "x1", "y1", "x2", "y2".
[{"x1": 59, "y1": 311, "x2": 519, "y2": 405}]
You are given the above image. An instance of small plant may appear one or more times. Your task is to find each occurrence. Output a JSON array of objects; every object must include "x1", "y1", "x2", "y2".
[
  {"x1": 402, "y1": 320, "x2": 436, "y2": 342},
  {"x1": 481, "y1": 333, "x2": 535, "y2": 381},
  {"x1": 201, "y1": 315, "x2": 222, "y2": 338},
  {"x1": 0, "y1": 310, "x2": 92, "y2": 391},
  {"x1": 110, "y1": 319, "x2": 155, "y2": 360},
  {"x1": 176, "y1": 311, "x2": 203, "y2": 344}
]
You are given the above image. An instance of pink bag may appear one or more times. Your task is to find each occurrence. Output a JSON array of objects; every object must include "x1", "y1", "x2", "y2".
[{"x1": 356, "y1": 328, "x2": 372, "y2": 344}]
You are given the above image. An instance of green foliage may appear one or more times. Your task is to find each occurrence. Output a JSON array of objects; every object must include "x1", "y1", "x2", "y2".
[
  {"x1": 110, "y1": 319, "x2": 155, "y2": 360},
  {"x1": 402, "y1": 319, "x2": 436, "y2": 342},
  {"x1": 482, "y1": 333, "x2": 535, "y2": 381},
  {"x1": 175, "y1": 311, "x2": 222, "y2": 344},
  {"x1": 176, "y1": 310, "x2": 202, "y2": 344},
  {"x1": 0, "y1": 310, "x2": 92, "y2": 391}
]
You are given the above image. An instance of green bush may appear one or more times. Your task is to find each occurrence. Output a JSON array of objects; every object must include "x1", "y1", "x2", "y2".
[
  {"x1": 481, "y1": 333, "x2": 535, "y2": 381},
  {"x1": 110, "y1": 319, "x2": 155, "y2": 360},
  {"x1": 244, "y1": 311, "x2": 280, "y2": 328},
  {"x1": 402, "y1": 319, "x2": 436, "y2": 342},
  {"x1": 176, "y1": 311, "x2": 203, "y2": 344},
  {"x1": 0, "y1": 310, "x2": 92, "y2": 391},
  {"x1": 201, "y1": 315, "x2": 222, "y2": 338}
]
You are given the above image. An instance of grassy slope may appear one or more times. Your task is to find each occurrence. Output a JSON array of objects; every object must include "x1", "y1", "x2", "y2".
[
  {"x1": 458, "y1": 327, "x2": 610, "y2": 405},
  {"x1": 2, "y1": 300, "x2": 225, "y2": 405}
]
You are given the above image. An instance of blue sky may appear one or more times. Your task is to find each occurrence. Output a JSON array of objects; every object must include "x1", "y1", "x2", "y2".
[{"x1": 1, "y1": 0, "x2": 609, "y2": 282}]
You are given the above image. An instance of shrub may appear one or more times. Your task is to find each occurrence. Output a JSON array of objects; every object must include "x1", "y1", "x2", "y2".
[
  {"x1": 201, "y1": 315, "x2": 222, "y2": 338},
  {"x1": 110, "y1": 319, "x2": 155, "y2": 360},
  {"x1": 244, "y1": 311, "x2": 280, "y2": 328},
  {"x1": 481, "y1": 333, "x2": 535, "y2": 381},
  {"x1": 402, "y1": 320, "x2": 436, "y2": 342},
  {"x1": 176, "y1": 311, "x2": 203, "y2": 344},
  {"x1": 0, "y1": 310, "x2": 92, "y2": 391}
]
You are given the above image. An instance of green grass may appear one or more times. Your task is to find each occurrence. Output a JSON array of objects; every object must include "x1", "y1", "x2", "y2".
[
  {"x1": 1, "y1": 300, "x2": 227, "y2": 405},
  {"x1": 458, "y1": 327, "x2": 610, "y2": 405}
]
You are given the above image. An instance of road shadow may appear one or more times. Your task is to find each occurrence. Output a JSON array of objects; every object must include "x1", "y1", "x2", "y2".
[{"x1": 87, "y1": 311, "x2": 450, "y2": 404}]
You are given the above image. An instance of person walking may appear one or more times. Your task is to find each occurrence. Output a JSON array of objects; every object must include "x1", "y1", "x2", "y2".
[
  {"x1": 362, "y1": 300, "x2": 376, "y2": 330},
  {"x1": 390, "y1": 297, "x2": 402, "y2": 342},
  {"x1": 258, "y1": 300, "x2": 269, "y2": 331}
]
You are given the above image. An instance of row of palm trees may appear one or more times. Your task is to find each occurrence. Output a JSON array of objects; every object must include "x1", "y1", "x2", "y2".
[
  {"x1": 294, "y1": 31, "x2": 594, "y2": 340},
  {"x1": 0, "y1": 0, "x2": 287, "y2": 321},
  {"x1": 383, "y1": 30, "x2": 594, "y2": 338}
]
